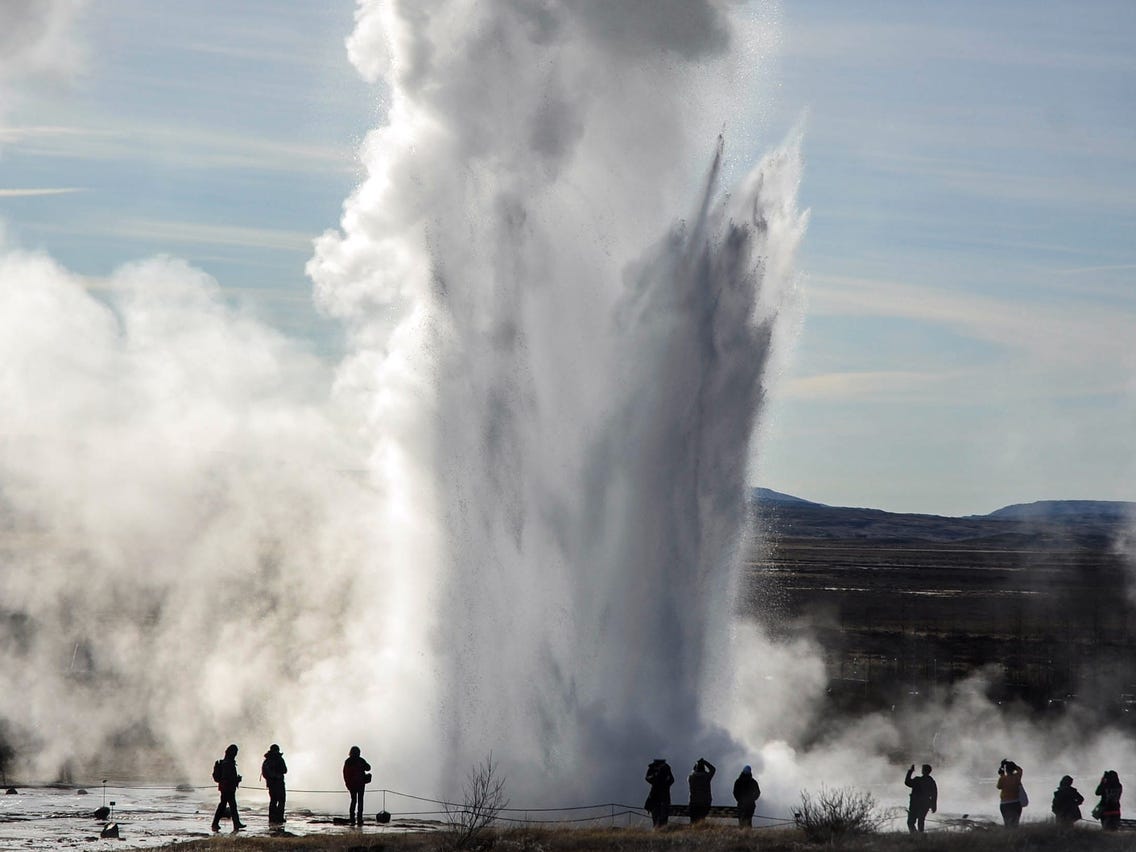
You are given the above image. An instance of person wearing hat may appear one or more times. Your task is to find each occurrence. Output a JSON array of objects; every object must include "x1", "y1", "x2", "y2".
[
  {"x1": 644, "y1": 758, "x2": 675, "y2": 828},
  {"x1": 261, "y1": 744, "x2": 288, "y2": 826},
  {"x1": 732, "y1": 765, "x2": 761, "y2": 827}
]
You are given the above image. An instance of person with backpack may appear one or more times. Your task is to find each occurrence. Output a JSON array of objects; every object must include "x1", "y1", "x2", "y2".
[
  {"x1": 1051, "y1": 775, "x2": 1084, "y2": 825},
  {"x1": 343, "y1": 746, "x2": 372, "y2": 827},
  {"x1": 211, "y1": 743, "x2": 245, "y2": 832},
  {"x1": 732, "y1": 765, "x2": 761, "y2": 828},
  {"x1": 261, "y1": 743, "x2": 288, "y2": 825}
]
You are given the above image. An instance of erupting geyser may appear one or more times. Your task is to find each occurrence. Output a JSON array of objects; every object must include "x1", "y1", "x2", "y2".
[
  {"x1": 0, "y1": 0, "x2": 804, "y2": 805},
  {"x1": 309, "y1": 0, "x2": 805, "y2": 801}
]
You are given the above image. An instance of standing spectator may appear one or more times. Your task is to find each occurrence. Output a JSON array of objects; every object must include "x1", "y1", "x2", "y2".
[
  {"x1": 261, "y1": 744, "x2": 288, "y2": 826},
  {"x1": 688, "y1": 758, "x2": 716, "y2": 824},
  {"x1": 1095, "y1": 770, "x2": 1123, "y2": 831},
  {"x1": 1051, "y1": 775, "x2": 1083, "y2": 825},
  {"x1": 211, "y1": 744, "x2": 245, "y2": 833},
  {"x1": 644, "y1": 758, "x2": 675, "y2": 828},
  {"x1": 343, "y1": 746, "x2": 372, "y2": 827},
  {"x1": 996, "y1": 759, "x2": 1024, "y2": 827},
  {"x1": 732, "y1": 765, "x2": 761, "y2": 828},
  {"x1": 904, "y1": 764, "x2": 937, "y2": 833}
]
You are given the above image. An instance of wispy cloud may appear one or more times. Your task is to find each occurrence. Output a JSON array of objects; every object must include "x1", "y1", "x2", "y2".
[
  {"x1": 108, "y1": 218, "x2": 318, "y2": 253},
  {"x1": 808, "y1": 273, "x2": 1136, "y2": 373},
  {"x1": 0, "y1": 187, "x2": 83, "y2": 197},
  {"x1": 3, "y1": 121, "x2": 357, "y2": 175}
]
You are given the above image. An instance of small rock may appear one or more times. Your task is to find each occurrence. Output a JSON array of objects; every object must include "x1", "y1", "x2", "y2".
[
  {"x1": 4, "y1": 788, "x2": 17, "y2": 795},
  {"x1": 93, "y1": 806, "x2": 111, "y2": 820},
  {"x1": 100, "y1": 823, "x2": 119, "y2": 839},
  {"x1": 175, "y1": 784, "x2": 195, "y2": 793},
  {"x1": 77, "y1": 789, "x2": 89, "y2": 795},
  {"x1": 377, "y1": 810, "x2": 391, "y2": 824}
]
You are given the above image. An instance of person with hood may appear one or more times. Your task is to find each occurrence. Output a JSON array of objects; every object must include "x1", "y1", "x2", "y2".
[
  {"x1": 644, "y1": 758, "x2": 675, "y2": 828},
  {"x1": 732, "y1": 765, "x2": 761, "y2": 828},
  {"x1": 211, "y1": 743, "x2": 245, "y2": 833},
  {"x1": 1095, "y1": 770, "x2": 1122, "y2": 831},
  {"x1": 996, "y1": 759, "x2": 1025, "y2": 827},
  {"x1": 688, "y1": 758, "x2": 716, "y2": 825},
  {"x1": 343, "y1": 746, "x2": 372, "y2": 827},
  {"x1": 261, "y1": 744, "x2": 288, "y2": 826},
  {"x1": 1051, "y1": 775, "x2": 1083, "y2": 825},
  {"x1": 904, "y1": 764, "x2": 938, "y2": 833}
]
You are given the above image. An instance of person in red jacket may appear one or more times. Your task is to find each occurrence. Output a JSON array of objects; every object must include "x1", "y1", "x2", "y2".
[{"x1": 343, "y1": 746, "x2": 372, "y2": 827}]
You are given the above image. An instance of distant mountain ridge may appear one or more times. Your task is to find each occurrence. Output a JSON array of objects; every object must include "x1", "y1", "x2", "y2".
[{"x1": 750, "y1": 489, "x2": 1136, "y2": 543}]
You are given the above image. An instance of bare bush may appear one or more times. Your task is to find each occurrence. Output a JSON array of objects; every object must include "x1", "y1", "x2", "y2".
[
  {"x1": 793, "y1": 785, "x2": 885, "y2": 843},
  {"x1": 443, "y1": 753, "x2": 509, "y2": 850}
]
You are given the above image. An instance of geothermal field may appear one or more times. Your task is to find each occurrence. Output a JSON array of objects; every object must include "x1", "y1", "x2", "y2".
[{"x1": 2, "y1": 0, "x2": 1135, "y2": 848}]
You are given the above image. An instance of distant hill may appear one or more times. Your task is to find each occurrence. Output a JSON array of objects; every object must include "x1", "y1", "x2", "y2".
[
  {"x1": 751, "y1": 487, "x2": 826, "y2": 507},
  {"x1": 979, "y1": 500, "x2": 1136, "y2": 523},
  {"x1": 751, "y1": 491, "x2": 1134, "y2": 544}
]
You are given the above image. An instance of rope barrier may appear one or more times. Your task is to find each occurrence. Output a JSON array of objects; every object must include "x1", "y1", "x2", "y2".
[{"x1": 20, "y1": 782, "x2": 802, "y2": 827}]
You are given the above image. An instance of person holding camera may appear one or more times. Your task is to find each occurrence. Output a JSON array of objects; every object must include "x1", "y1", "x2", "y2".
[
  {"x1": 343, "y1": 746, "x2": 372, "y2": 827},
  {"x1": 904, "y1": 763, "x2": 937, "y2": 832},
  {"x1": 687, "y1": 757, "x2": 716, "y2": 824},
  {"x1": 1094, "y1": 770, "x2": 1122, "y2": 831},
  {"x1": 644, "y1": 758, "x2": 675, "y2": 828},
  {"x1": 996, "y1": 759, "x2": 1025, "y2": 827}
]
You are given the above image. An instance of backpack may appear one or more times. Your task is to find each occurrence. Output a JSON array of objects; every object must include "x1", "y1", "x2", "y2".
[{"x1": 212, "y1": 760, "x2": 224, "y2": 783}]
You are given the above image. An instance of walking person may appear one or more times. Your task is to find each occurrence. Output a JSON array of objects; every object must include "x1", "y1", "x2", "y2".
[
  {"x1": 211, "y1": 744, "x2": 245, "y2": 833},
  {"x1": 644, "y1": 758, "x2": 675, "y2": 828},
  {"x1": 904, "y1": 763, "x2": 937, "y2": 833},
  {"x1": 732, "y1": 765, "x2": 761, "y2": 828},
  {"x1": 343, "y1": 746, "x2": 372, "y2": 827},
  {"x1": 688, "y1": 758, "x2": 716, "y2": 825},
  {"x1": 1051, "y1": 775, "x2": 1083, "y2": 825},
  {"x1": 996, "y1": 759, "x2": 1025, "y2": 827},
  {"x1": 261, "y1": 744, "x2": 288, "y2": 826},
  {"x1": 1095, "y1": 770, "x2": 1122, "y2": 831}
]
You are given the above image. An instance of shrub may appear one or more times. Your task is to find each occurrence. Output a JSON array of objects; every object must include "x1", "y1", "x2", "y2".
[
  {"x1": 793, "y1": 785, "x2": 885, "y2": 843},
  {"x1": 443, "y1": 754, "x2": 509, "y2": 850}
]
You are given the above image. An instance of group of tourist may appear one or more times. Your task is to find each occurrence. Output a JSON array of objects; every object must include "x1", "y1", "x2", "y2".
[
  {"x1": 906, "y1": 758, "x2": 1124, "y2": 833},
  {"x1": 644, "y1": 755, "x2": 1125, "y2": 833},
  {"x1": 644, "y1": 757, "x2": 761, "y2": 828},
  {"x1": 209, "y1": 743, "x2": 371, "y2": 832}
]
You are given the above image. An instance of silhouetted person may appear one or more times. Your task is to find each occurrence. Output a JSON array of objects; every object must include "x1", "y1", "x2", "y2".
[
  {"x1": 644, "y1": 758, "x2": 675, "y2": 828},
  {"x1": 904, "y1": 763, "x2": 937, "y2": 833},
  {"x1": 261, "y1": 743, "x2": 287, "y2": 825},
  {"x1": 996, "y1": 759, "x2": 1024, "y2": 827},
  {"x1": 1051, "y1": 775, "x2": 1083, "y2": 825},
  {"x1": 211, "y1": 744, "x2": 245, "y2": 833},
  {"x1": 688, "y1": 758, "x2": 715, "y2": 824},
  {"x1": 1095, "y1": 770, "x2": 1122, "y2": 831},
  {"x1": 343, "y1": 746, "x2": 371, "y2": 827},
  {"x1": 732, "y1": 765, "x2": 761, "y2": 828}
]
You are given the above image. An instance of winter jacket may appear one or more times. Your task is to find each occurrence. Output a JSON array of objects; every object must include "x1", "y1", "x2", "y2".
[
  {"x1": 688, "y1": 760, "x2": 716, "y2": 807},
  {"x1": 262, "y1": 751, "x2": 288, "y2": 783},
  {"x1": 343, "y1": 755, "x2": 372, "y2": 792},
  {"x1": 645, "y1": 761, "x2": 675, "y2": 807},
  {"x1": 733, "y1": 773, "x2": 761, "y2": 807},
  {"x1": 905, "y1": 768, "x2": 938, "y2": 812},
  {"x1": 1052, "y1": 780, "x2": 1083, "y2": 822}
]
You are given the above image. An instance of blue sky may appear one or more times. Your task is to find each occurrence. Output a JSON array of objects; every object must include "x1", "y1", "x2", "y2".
[{"x1": 2, "y1": 1, "x2": 1134, "y2": 515}]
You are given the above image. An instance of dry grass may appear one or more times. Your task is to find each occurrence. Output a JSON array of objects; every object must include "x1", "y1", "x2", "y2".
[{"x1": 162, "y1": 823, "x2": 1136, "y2": 852}]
